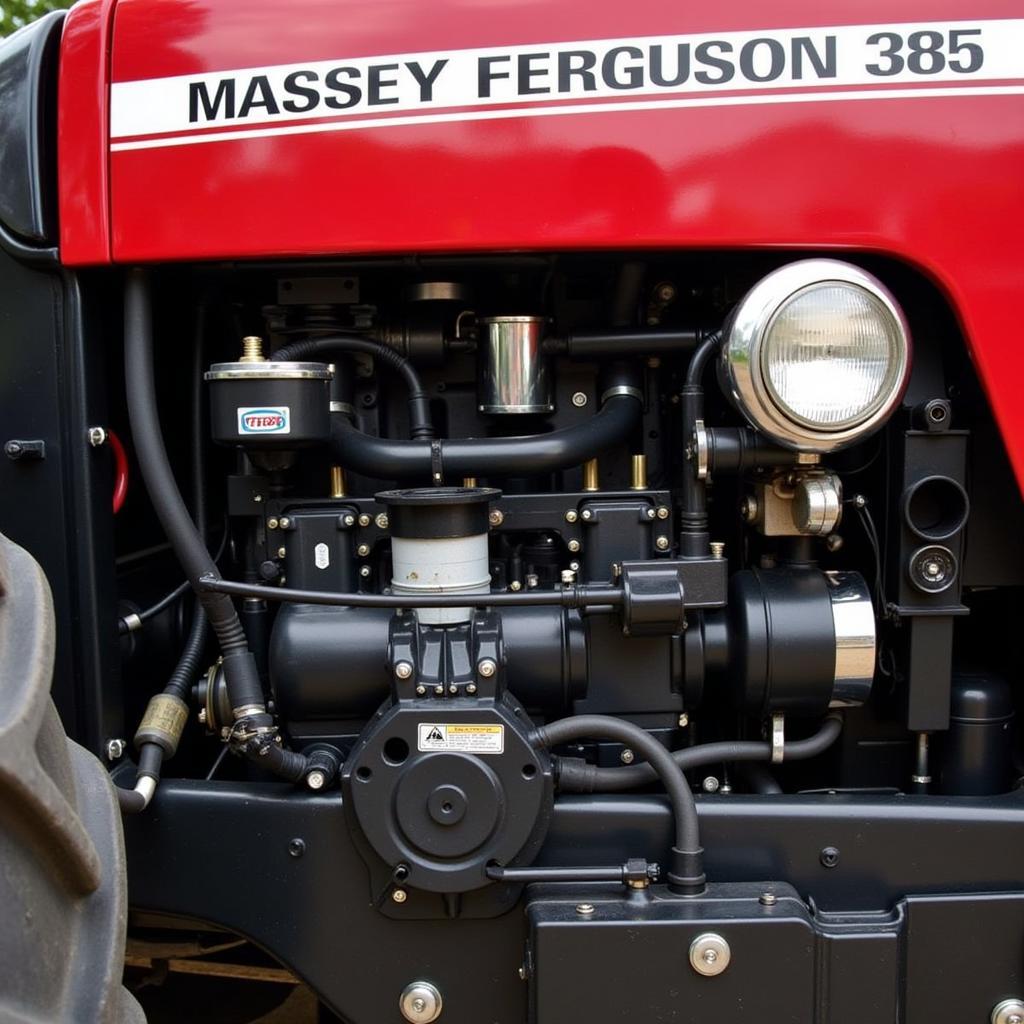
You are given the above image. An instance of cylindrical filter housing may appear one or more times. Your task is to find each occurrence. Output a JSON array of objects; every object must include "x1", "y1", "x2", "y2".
[
  {"x1": 377, "y1": 487, "x2": 500, "y2": 625},
  {"x1": 478, "y1": 316, "x2": 553, "y2": 414},
  {"x1": 205, "y1": 360, "x2": 333, "y2": 447}
]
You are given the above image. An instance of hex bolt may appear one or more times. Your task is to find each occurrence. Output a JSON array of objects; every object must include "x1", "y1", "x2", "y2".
[
  {"x1": 306, "y1": 770, "x2": 327, "y2": 791},
  {"x1": 88, "y1": 426, "x2": 107, "y2": 447},
  {"x1": 565, "y1": 509, "x2": 578, "y2": 523},
  {"x1": 392, "y1": 889, "x2": 408, "y2": 904},
  {"x1": 575, "y1": 903, "x2": 595, "y2": 916},
  {"x1": 343, "y1": 514, "x2": 356, "y2": 527},
  {"x1": 489, "y1": 509, "x2": 504, "y2": 527},
  {"x1": 360, "y1": 565, "x2": 372, "y2": 578},
  {"x1": 467, "y1": 683, "x2": 477, "y2": 695},
  {"x1": 277, "y1": 546, "x2": 287, "y2": 558},
  {"x1": 399, "y1": 981, "x2": 442, "y2": 1023},
  {"x1": 105, "y1": 738, "x2": 126, "y2": 761},
  {"x1": 509, "y1": 580, "x2": 522, "y2": 592},
  {"x1": 853, "y1": 494, "x2": 867, "y2": 509},
  {"x1": 820, "y1": 846, "x2": 840, "y2": 869},
  {"x1": 448, "y1": 684, "x2": 458, "y2": 695},
  {"x1": 478, "y1": 659, "x2": 497, "y2": 678},
  {"x1": 992, "y1": 1000, "x2": 1024, "y2": 1024},
  {"x1": 646, "y1": 507, "x2": 657, "y2": 520},
  {"x1": 678, "y1": 713, "x2": 689, "y2": 728},
  {"x1": 375, "y1": 513, "x2": 390, "y2": 529},
  {"x1": 526, "y1": 574, "x2": 539, "y2": 589},
  {"x1": 567, "y1": 539, "x2": 581, "y2": 553},
  {"x1": 710, "y1": 541, "x2": 725, "y2": 558},
  {"x1": 759, "y1": 892, "x2": 777, "y2": 906},
  {"x1": 620, "y1": 748, "x2": 635, "y2": 765},
  {"x1": 434, "y1": 685, "x2": 444, "y2": 696},
  {"x1": 702, "y1": 776, "x2": 720, "y2": 793},
  {"x1": 267, "y1": 518, "x2": 279, "y2": 530},
  {"x1": 571, "y1": 391, "x2": 588, "y2": 408},
  {"x1": 655, "y1": 536, "x2": 670, "y2": 551},
  {"x1": 395, "y1": 661, "x2": 414, "y2": 680},
  {"x1": 689, "y1": 933, "x2": 731, "y2": 977},
  {"x1": 357, "y1": 543, "x2": 370, "y2": 557},
  {"x1": 581, "y1": 508, "x2": 592, "y2": 520},
  {"x1": 657, "y1": 506, "x2": 670, "y2": 519},
  {"x1": 287, "y1": 838, "x2": 305, "y2": 858},
  {"x1": 278, "y1": 517, "x2": 291, "y2": 529},
  {"x1": 415, "y1": 685, "x2": 426, "y2": 696}
]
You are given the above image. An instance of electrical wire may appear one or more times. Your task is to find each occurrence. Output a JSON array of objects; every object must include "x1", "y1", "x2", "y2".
[{"x1": 108, "y1": 429, "x2": 130, "y2": 514}]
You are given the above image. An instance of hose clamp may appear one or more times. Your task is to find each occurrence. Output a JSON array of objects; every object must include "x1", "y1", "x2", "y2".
[
  {"x1": 330, "y1": 401, "x2": 356, "y2": 416},
  {"x1": 693, "y1": 419, "x2": 709, "y2": 481},
  {"x1": 600, "y1": 385, "x2": 644, "y2": 405},
  {"x1": 771, "y1": 713, "x2": 785, "y2": 764},
  {"x1": 430, "y1": 440, "x2": 444, "y2": 485}
]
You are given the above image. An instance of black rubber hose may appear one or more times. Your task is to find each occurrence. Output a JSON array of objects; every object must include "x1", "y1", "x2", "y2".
[
  {"x1": 739, "y1": 762, "x2": 784, "y2": 795},
  {"x1": 272, "y1": 334, "x2": 434, "y2": 440},
  {"x1": 116, "y1": 786, "x2": 146, "y2": 813},
  {"x1": 555, "y1": 714, "x2": 843, "y2": 792},
  {"x1": 198, "y1": 574, "x2": 622, "y2": 609},
  {"x1": 330, "y1": 392, "x2": 641, "y2": 481},
  {"x1": 535, "y1": 714, "x2": 704, "y2": 894},
  {"x1": 685, "y1": 330, "x2": 721, "y2": 387},
  {"x1": 125, "y1": 269, "x2": 265, "y2": 716}
]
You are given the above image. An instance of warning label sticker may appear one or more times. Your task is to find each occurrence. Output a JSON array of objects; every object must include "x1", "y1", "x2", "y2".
[{"x1": 417, "y1": 723, "x2": 505, "y2": 754}]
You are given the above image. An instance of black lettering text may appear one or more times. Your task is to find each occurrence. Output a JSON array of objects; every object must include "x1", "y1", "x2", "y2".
[
  {"x1": 368, "y1": 63, "x2": 400, "y2": 105},
  {"x1": 650, "y1": 43, "x2": 691, "y2": 87},
  {"x1": 557, "y1": 50, "x2": 597, "y2": 92},
  {"x1": 792, "y1": 35, "x2": 836, "y2": 79},
  {"x1": 694, "y1": 40, "x2": 735, "y2": 84},
  {"x1": 478, "y1": 55, "x2": 511, "y2": 97},
  {"x1": 282, "y1": 70, "x2": 320, "y2": 113},
  {"x1": 324, "y1": 67, "x2": 362, "y2": 109},
  {"x1": 189, "y1": 79, "x2": 235, "y2": 122},
  {"x1": 518, "y1": 52, "x2": 550, "y2": 94},
  {"x1": 602, "y1": 46, "x2": 644, "y2": 90},
  {"x1": 238, "y1": 75, "x2": 279, "y2": 117},
  {"x1": 406, "y1": 58, "x2": 448, "y2": 101}
]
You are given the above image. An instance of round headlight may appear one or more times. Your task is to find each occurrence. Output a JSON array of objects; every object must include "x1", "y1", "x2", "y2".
[{"x1": 722, "y1": 260, "x2": 911, "y2": 452}]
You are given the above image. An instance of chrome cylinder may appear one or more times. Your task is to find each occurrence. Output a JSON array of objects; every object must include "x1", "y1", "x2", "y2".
[{"x1": 478, "y1": 316, "x2": 553, "y2": 415}]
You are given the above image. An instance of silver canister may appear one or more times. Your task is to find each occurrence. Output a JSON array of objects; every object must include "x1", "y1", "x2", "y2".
[{"x1": 478, "y1": 316, "x2": 553, "y2": 414}]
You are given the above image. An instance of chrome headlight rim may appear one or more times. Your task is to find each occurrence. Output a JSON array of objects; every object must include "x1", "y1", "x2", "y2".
[{"x1": 722, "y1": 259, "x2": 912, "y2": 453}]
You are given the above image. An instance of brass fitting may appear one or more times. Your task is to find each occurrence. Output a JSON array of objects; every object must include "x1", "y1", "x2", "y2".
[{"x1": 134, "y1": 694, "x2": 189, "y2": 759}]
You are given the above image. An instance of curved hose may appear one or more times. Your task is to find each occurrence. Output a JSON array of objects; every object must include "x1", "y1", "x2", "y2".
[
  {"x1": 330, "y1": 392, "x2": 641, "y2": 481},
  {"x1": 555, "y1": 714, "x2": 843, "y2": 793},
  {"x1": 123, "y1": 270, "x2": 306, "y2": 795},
  {"x1": 273, "y1": 334, "x2": 433, "y2": 440},
  {"x1": 685, "y1": 330, "x2": 721, "y2": 387},
  {"x1": 535, "y1": 714, "x2": 704, "y2": 894}
]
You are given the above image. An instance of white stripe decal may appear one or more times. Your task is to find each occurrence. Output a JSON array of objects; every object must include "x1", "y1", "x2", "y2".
[{"x1": 110, "y1": 84, "x2": 1024, "y2": 153}]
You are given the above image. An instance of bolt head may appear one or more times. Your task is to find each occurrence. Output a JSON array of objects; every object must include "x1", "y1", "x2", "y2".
[
  {"x1": 466, "y1": 683, "x2": 477, "y2": 695},
  {"x1": 565, "y1": 509, "x2": 578, "y2": 523},
  {"x1": 478, "y1": 659, "x2": 497, "y2": 678},
  {"x1": 357, "y1": 543, "x2": 371, "y2": 557},
  {"x1": 104, "y1": 739, "x2": 126, "y2": 761},
  {"x1": 197, "y1": 708, "x2": 208, "y2": 725},
  {"x1": 571, "y1": 391, "x2": 588, "y2": 408},
  {"x1": 678, "y1": 713, "x2": 689, "y2": 728},
  {"x1": 709, "y1": 541, "x2": 726, "y2": 559},
  {"x1": 992, "y1": 999, "x2": 1024, "y2": 1024},
  {"x1": 434, "y1": 685, "x2": 444, "y2": 696},
  {"x1": 392, "y1": 888, "x2": 408, "y2": 903},
  {"x1": 277, "y1": 546, "x2": 287, "y2": 558},
  {"x1": 360, "y1": 565, "x2": 372, "y2": 578},
  {"x1": 488, "y1": 509, "x2": 504, "y2": 526},
  {"x1": 655, "y1": 536, "x2": 670, "y2": 551},
  {"x1": 278, "y1": 517, "x2": 291, "y2": 529},
  {"x1": 575, "y1": 903, "x2": 595, "y2": 916},
  {"x1": 759, "y1": 892, "x2": 777, "y2": 906},
  {"x1": 702, "y1": 776, "x2": 720, "y2": 793},
  {"x1": 646, "y1": 507, "x2": 656, "y2": 519},
  {"x1": 689, "y1": 933, "x2": 731, "y2": 977},
  {"x1": 415, "y1": 685, "x2": 426, "y2": 696},
  {"x1": 341, "y1": 514, "x2": 354, "y2": 527},
  {"x1": 395, "y1": 661, "x2": 413, "y2": 680},
  {"x1": 399, "y1": 982, "x2": 442, "y2": 1023},
  {"x1": 567, "y1": 539, "x2": 581, "y2": 553},
  {"x1": 657, "y1": 506, "x2": 670, "y2": 519},
  {"x1": 620, "y1": 748, "x2": 635, "y2": 765},
  {"x1": 306, "y1": 770, "x2": 327, "y2": 791},
  {"x1": 88, "y1": 426, "x2": 106, "y2": 447},
  {"x1": 287, "y1": 838, "x2": 305, "y2": 858},
  {"x1": 581, "y1": 508, "x2": 592, "y2": 520},
  {"x1": 375, "y1": 513, "x2": 389, "y2": 529},
  {"x1": 509, "y1": 580, "x2": 522, "y2": 592},
  {"x1": 854, "y1": 494, "x2": 867, "y2": 509},
  {"x1": 820, "y1": 846, "x2": 840, "y2": 868},
  {"x1": 267, "y1": 518, "x2": 279, "y2": 530},
  {"x1": 356, "y1": 513, "x2": 369, "y2": 526}
]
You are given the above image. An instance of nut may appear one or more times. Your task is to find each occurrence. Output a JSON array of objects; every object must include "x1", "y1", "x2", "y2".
[
  {"x1": 620, "y1": 748, "x2": 635, "y2": 765},
  {"x1": 571, "y1": 392, "x2": 588, "y2": 408}
]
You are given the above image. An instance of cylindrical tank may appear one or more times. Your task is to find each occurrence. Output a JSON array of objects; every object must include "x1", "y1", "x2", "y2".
[
  {"x1": 478, "y1": 316, "x2": 553, "y2": 414},
  {"x1": 939, "y1": 671, "x2": 1015, "y2": 795}
]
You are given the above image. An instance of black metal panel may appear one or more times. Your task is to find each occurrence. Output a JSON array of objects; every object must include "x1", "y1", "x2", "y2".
[
  {"x1": 123, "y1": 784, "x2": 1024, "y2": 1022},
  {"x1": 0, "y1": 237, "x2": 120, "y2": 752},
  {"x1": 0, "y1": 12, "x2": 64, "y2": 243}
]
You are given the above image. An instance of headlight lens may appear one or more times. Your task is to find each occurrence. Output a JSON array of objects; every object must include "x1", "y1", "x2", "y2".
[{"x1": 722, "y1": 261, "x2": 911, "y2": 452}]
